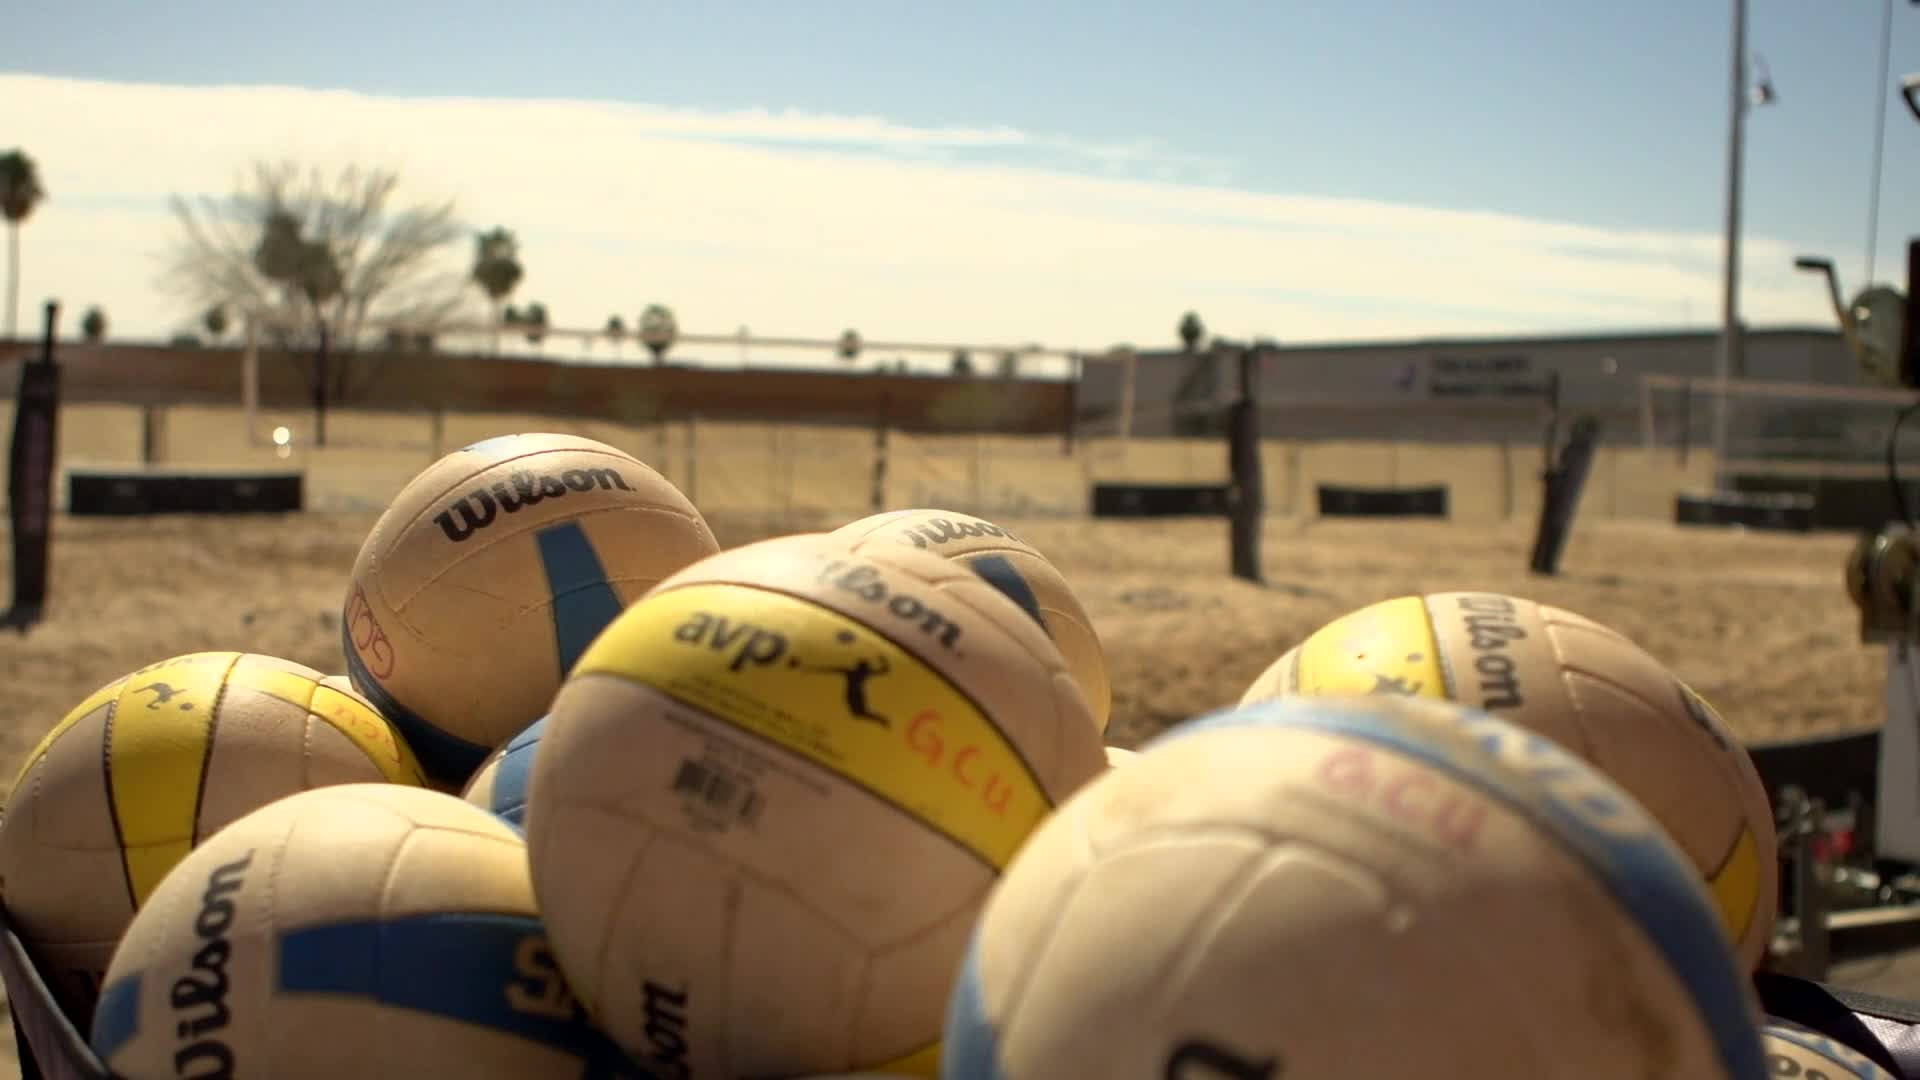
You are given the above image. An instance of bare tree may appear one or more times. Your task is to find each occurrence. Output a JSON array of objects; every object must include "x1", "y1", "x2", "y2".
[{"x1": 163, "y1": 160, "x2": 469, "y2": 446}]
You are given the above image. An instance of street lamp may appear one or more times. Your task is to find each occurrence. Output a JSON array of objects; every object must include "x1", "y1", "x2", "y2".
[
  {"x1": 1795, "y1": 255, "x2": 1868, "y2": 361},
  {"x1": 1711, "y1": 0, "x2": 1776, "y2": 491},
  {"x1": 1795, "y1": 256, "x2": 1846, "y2": 324}
]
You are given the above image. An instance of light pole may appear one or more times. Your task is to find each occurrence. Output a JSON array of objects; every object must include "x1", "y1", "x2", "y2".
[
  {"x1": 1867, "y1": 0, "x2": 1895, "y2": 286},
  {"x1": 1711, "y1": 0, "x2": 1775, "y2": 491}
]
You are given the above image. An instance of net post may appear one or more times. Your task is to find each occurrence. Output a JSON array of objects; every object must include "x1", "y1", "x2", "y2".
[
  {"x1": 1227, "y1": 341, "x2": 1265, "y2": 584},
  {"x1": 4, "y1": 302, "x2": 62, "y2": 632},
  {"x1": 1902, "y1": 238, "x2": 1919, "y2": 389},
  {"x1": 242, "y1": 311, "x2": 261, "y2": 446},
  {"x1": 870, "y1": 396, "x2": 889, "y2": 514}
]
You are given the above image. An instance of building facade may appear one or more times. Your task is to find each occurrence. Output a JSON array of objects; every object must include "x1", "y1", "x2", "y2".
[{"x1": 1075, "y1": 327, "x2": 1867, "y2": 455}]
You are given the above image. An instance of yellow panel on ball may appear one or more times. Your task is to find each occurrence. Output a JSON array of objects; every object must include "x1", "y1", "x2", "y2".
[
  {"x1": 525, "y1": 532, "x2": 1107, "y2": 1079},
  {"x1": 829, "y1": 509, "x2": 1111, "y2": 732},
  {"x1": 0, "y1": 652, "x2": 425, "y2": 1032},
  {"x1": 1239, "y1": 591, "x2": 1779, "y2": 971},
  {"x1": 90, "y1": 785, "x2": 642, "y2": 1079},
  {"x1": 342, "y1": 432, "x2": 719, "y2": 788}
]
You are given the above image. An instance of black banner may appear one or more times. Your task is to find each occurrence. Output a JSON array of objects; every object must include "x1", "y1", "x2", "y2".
[
  {"x1": 1316, "y1": 485, "x2": 1449, "y2": 518},
  {"x1": 7, "y1": 334, "x2": 60, "y2": 628}
]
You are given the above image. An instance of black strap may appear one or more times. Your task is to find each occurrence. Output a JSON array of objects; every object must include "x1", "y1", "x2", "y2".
[{"x1": 1757, "y1": 972, "x2": 1909, "y2": 1077}]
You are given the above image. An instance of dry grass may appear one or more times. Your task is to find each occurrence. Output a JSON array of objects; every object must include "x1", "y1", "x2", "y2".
[
  {"x1": 0, "y1": 512, "x2": 1877, "y2": 779},
  {"x1": 0, "y1": 511, "x2": 1893, "y2": 1067}
]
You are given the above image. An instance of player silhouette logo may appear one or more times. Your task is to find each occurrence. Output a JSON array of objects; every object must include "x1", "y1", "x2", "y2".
[
  {"x1": 132, "y1": 682, "x2": 192, "y2": 711},
  {"x1": 789, "y1": 630, "x2": 892, "y2": 727}
]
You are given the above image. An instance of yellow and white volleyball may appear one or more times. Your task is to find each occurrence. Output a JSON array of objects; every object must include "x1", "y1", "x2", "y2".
[
  {"x1": 830, "y1": 509, "x2": 1111, "y2": 732},
  {"x1": 89, "y1": 784, "x2": 639, "y2": 1078},
  {"x1": 0, "y1": 652, "x2": 425, "y2": 1029},
  {"x1": 943, "y1": 695, "x2": 1767, "y2": 1079},
  {"x1": 460, "y1": 715, "x2": 549, "y2": 830},
  {"x1": 1240, "y1": 590, "x2": 1779, "y2": 970},
  {"x1": 1762, "y1": 1020, "x2": 1897, "y2": 1079},
  {"x1": 525, "y1": 531, "x2": 1109, "y2": 1078},
  {"x1": 1104, "y1": 745, "x2": 1138, "y2": 768},
  {"x1": 342, "y1": 431, "x2": 720, "y2": 787}
]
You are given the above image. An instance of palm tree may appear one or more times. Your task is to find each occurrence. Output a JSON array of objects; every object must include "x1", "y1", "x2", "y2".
[
  {"x1": 80, "y1": 306, "x2": 107, "y2": 343},
  {"x1": 1179, "y1": 311, "x2": 1205, "y2": 353},
  {"x1": 606, "y1": 314, "x2": 627, "y2": 356},
  {"x1": 639, "y1": 304, "x2": 677, "y2": 364},
  {"x1": 470, "y1": 227, "x2": 524, "y2": 354},
  {"x1": 523, "y1": 301, "x2": 549, "y2": 346},
  {"x1": 0, "y1": 150, "x2": 46, "y2": 341},
  {"x1": 838, "y1": 328, "x2": 862, "y2": 363}
]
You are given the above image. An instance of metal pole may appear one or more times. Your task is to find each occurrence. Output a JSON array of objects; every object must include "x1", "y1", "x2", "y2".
[
  {"x1": 1712, "y1": 0, "x2": 1748, "y2": 492},
  {"x1": 1867, "y1": 0, "x2": 1894, "y2": 286},
  {"x1": 242, "y1": 313, "x2": 261, "y2": 447}
]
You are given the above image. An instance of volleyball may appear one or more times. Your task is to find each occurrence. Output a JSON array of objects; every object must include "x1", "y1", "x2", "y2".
[
  {"x1": 0, "y1": 651, "x2": 424, "y2": 1028},
  {"x1": 943, "y1": 695, "x2": 1766, "y2": 1079},
  {"x1": 89, "y1": 784, "x2": 637, "y2": 1078},
  {"x1": 525, "y1": 531, "x2": 1108, "y2": 1077},
  {"x1": 1240, "y1": 590, "x2": 1779, "y2": 969},
  {"x1": 1762, "y1": 1020, "x2": 1896, "y2": 1079},
  {"x1": 830, "y1": 508, "x2": 1111, "y2": 732},
  {"x1": 460, "y1": 716, "x2": 548, "y2": 830},
  {"x1": 342, "y1": 432, "x2": 720, "y2": 786}
]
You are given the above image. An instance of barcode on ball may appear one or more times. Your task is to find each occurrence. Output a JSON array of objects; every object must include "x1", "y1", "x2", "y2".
[{"x1": 672, "y1": 759, "x2": 764, "y2": 825}]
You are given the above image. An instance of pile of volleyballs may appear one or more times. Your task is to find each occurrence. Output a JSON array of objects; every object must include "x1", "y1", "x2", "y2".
[{"x1": 0, "y1": 430, "x2": 1875, "y2": 1078}]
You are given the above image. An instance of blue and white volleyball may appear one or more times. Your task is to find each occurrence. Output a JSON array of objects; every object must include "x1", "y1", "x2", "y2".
[
  {"x1": 342, "y1": 432, "x2": 717, "y2": 787},
  {"x1": 943, "y1": 695, "x2": 1767, "y2": 1079},
  {"x1": 1761, "y1": 1020, "x2": 1897, "y2": 1079},
  {"x1": 461, "y1": 715, "x2": 548, "y2": 829}
]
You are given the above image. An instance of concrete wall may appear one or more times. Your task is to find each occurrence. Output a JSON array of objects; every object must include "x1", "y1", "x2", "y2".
[{"x1": 4, "y1": 401, "x2": 1717, "y2": 523}]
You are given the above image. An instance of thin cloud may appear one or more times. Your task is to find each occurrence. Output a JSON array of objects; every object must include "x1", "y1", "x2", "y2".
[{"x1": 0, "y1": 72, "x2": 1835, "y2": 360}]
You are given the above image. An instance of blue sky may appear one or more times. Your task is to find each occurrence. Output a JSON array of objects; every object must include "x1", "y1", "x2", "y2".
[{"x1": 5, "y1": 1, "x2": 1920, "y2": 356}]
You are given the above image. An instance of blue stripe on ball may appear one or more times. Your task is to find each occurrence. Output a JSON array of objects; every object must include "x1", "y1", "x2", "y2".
[
  {"x1": 489, "y1": 717, "x2": 548, "y2": 829},
  {"x1": 1764, "y1": 1024, "x2": 1887, "y2": 1079},
  {"x1": 276, "y1": 913, "x2": 644, "y2": 1075},
  {"x1": 534, "y1": 523, "x2": 625, "y2": 679},
  {"x1": 340, "y1": 623, "x2": 490, "y2": 786},
  {"x1": 89, "y1": 972, "x2": 142, "y2": 1060},
  {"x1": 941, "y1": 934, "x2": 1011, "y2": 1080},
  {"x1": 967, "y1": 555, "x2": 1048, "y2": 635},
  {"x1": 1151, "y1": 698, "x2": 1766, "y2": 1080}
]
